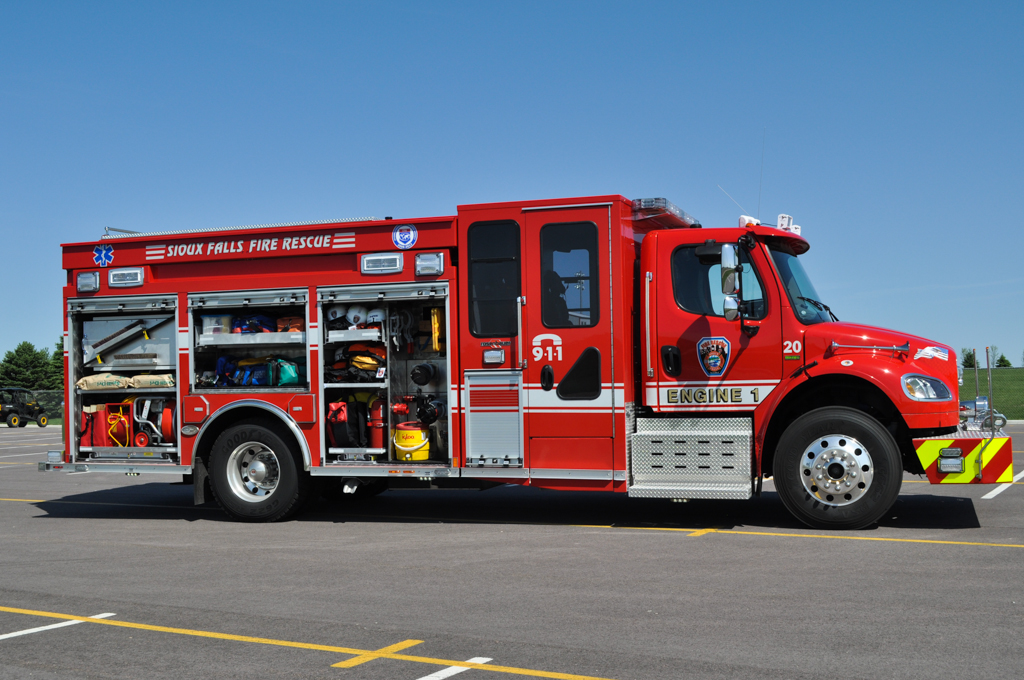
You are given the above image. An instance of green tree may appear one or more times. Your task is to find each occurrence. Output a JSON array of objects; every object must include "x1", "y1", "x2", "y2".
[
  {"x1": 987, "y1": 345, "x2": 1000, "y2": 367},
  {"x1": 0, "y1": 342, "x2": 50, "y2": 389},
  {"x1": 961, "y1": 348, "x2": 976, "y2": 368},
  {"x1": 42, "y1": 337, "x2": 64, "y2": 391},
  {"x1": 996, "y1": 354, "x2": 1012, "y2": 368}
]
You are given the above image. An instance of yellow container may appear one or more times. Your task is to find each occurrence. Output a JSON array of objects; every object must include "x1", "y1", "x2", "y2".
[{"x1": 393, "y1": 422, "x2": 430, "y2": 461}]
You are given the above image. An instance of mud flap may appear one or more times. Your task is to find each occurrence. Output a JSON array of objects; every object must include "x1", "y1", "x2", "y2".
[{"x1": 193, "y1": 456, "x2": 210, "y2": 504}]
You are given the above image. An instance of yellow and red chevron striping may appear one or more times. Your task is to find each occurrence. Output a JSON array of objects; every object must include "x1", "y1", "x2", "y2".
[{"x1": 913, "y1": 437, "x2": 1013, "y2": 484}]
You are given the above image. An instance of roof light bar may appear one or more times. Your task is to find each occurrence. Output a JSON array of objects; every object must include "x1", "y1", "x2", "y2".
[
  {"x1": 632, "y1": 198, "x2": 700, "y2": 228},
  {"x1": 776, "y1": 214, "x2": 801, "y2": 235}
]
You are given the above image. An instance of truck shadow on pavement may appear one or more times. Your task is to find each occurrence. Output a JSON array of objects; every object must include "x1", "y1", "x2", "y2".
[{"x1": 29, "y1": 482, "x2": 981, "y2": 531}]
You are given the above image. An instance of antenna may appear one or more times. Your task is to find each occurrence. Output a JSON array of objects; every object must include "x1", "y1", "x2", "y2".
[
  {"x1": 717, "y1": 184, "x2": 748, "y2": 215},
  {"x1": 757, "y1": 127, "x2": 765, "y2": 221}
]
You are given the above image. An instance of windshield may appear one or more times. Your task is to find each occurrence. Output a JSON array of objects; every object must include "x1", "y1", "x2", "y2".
[{"x1": 768, "y1": 242, "x2": 831, "y2": 325}]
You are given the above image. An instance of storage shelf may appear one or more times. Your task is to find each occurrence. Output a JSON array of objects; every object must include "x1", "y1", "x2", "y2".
[
  {"x1": 77, "y1": 387, "x2": 177, "y2": 395},
  {"x1": 327, "y1": 448, "x2": 386, "y2": 455},
  {"x1": 324, "y1": 382, "x2": 388, "y2": 388},
  {"x1": 80, "y1": 446, "x2": 178, "y2": 454},
  {"x1": 197, "y1": 332, "x2": 306, "y2": 347},
  {"x1": 88, "y1": 365, "x2": 176, "y2": 372},
  {"x1": 192, "y1": 387, "x2": 308, "y2": 394},
  {"x1": 326, "y1": 329, "x2": 381, "y2": 343}
]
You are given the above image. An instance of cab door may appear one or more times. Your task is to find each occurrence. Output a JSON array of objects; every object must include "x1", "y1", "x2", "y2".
[
  {"x1": 653, "y1": 234, "x2": 783, "y2": 411},
  {"x1": 522, "y1": 206, "x2": 614, "y2": 472}
]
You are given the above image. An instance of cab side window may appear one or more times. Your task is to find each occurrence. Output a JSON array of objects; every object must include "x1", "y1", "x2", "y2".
[
  {"x1": 540, "y1": 222, "x2": 599, "y2": 328},
  {"x1": 671, "y1": 245, "x2": 767, "y2": 320},
  {"x1": 468, "y1": 221, "x2": 521, "y2": 337}
]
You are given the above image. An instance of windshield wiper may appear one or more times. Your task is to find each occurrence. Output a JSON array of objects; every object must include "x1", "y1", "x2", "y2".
[{"x1": 798, "y1": 296, "x2": 839, "y2": 321}]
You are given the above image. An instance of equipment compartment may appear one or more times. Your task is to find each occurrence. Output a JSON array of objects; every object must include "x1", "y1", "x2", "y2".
[
  {"x1": 67, "y1": 295, "x2": 181, "y2": 463},
  {"x1": 189, "y1": 289, "x2": 309, "y2": 391},
  {"x1": 318, "y1": 284, "x2": 450, "y2": 466}
]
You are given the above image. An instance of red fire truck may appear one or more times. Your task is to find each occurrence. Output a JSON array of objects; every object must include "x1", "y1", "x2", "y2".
[{"x1": 43, "y1": 195, "x2": 1014, "y2": 529}]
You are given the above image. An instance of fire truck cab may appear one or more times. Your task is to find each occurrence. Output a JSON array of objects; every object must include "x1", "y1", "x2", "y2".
[{"x1": 47, "y1": 195, "x2": 1013, "y2": 530}]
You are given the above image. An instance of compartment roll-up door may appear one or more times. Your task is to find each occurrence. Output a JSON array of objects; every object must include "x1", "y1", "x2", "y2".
[
  {"x1": 188, "y1": 289, "x2": 307, "y2": 308},
  {"x1": 319, "y1": 283, "x2": 448, "y2": 304}
]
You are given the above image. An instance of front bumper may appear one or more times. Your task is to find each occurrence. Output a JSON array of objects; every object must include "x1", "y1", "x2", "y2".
[{"x1": 913, "y1": 425, "x2": 1013, "y2": 484}]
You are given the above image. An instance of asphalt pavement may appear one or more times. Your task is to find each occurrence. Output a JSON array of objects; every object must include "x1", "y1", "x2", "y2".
[{"x1": 0, "y1": 424, "x2": 1022, "y2": 680}]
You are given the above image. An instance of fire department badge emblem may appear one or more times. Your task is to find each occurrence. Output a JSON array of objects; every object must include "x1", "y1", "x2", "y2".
[
  {"x1": 697, "y1": 337, "x2": 731, "y2": 377},
  {"x1": 392, "y1": 224, "x2": 418, "y2": 250}
]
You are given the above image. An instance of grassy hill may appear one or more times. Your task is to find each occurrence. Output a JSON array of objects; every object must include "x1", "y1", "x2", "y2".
[{"x1": 959, "y1": 367, "x2": 1024, "y2": 419}]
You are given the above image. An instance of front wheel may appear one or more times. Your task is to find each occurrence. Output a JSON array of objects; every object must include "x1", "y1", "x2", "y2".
[
  {"x1": 208, "y1": 421, "x2": 312, "y2": 522},
  {"x1": 37, "y1": 414, "x2": 48, "y2": 427},
  {"x1": 773, "y1": 407, "x2": 902, "y2": 530}
]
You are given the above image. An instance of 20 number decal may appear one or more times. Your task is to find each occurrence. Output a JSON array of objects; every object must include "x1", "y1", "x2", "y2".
[{"x1": 783, "y1": 340, "x2": 802, "y2": 354}]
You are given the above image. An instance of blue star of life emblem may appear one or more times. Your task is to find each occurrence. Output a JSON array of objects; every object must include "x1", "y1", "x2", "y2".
[{"x1": 93, "y1": 244, "x2": 114, "y2": 267}]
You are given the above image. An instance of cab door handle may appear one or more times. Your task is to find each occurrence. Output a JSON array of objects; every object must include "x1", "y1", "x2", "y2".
[
  {"x1": 540, "y1": 365, "x2": 554, "y2": 391},
  {"x1": 660, "y1": 346, "x2": 681, "y2": 377}
]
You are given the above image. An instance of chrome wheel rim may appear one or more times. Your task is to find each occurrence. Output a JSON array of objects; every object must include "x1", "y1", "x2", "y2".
[
  {"x1": 226, "y1": 441, "x2": 281, "y2": 502},
  {"x1": 799, "y1": 434, "x2": 874, "y2": 506}
]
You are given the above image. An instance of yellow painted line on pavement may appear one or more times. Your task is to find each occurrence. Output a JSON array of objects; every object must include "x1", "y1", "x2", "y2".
[
  {"x1": 711, "y1": 529, "x2": 1024, "y2": 548},
  {"x1": 0, "y1": 605, "x2": 617, "y2": 680},
  {"x1": 685, "y1": 528, "x2": 719, "y2": 537},
  {"x1": 0, "y1": 497, "x2": 217, "y2": 511},
  {"x1": 332, "y1": 639, "x2": 423, "y2": 667},
  {"x1": 585, "y1": 525, "x2": 1024, "y2": 548}
]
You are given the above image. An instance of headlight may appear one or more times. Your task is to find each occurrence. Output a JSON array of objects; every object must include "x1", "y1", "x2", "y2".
[{"x1": 902, "y1": 374, "x2": 952, "y2": 401}]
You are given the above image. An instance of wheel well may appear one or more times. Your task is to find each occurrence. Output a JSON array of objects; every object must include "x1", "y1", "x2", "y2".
[
  {"x1": 762, "y1": 375, "x2": 920, "y2": 476},
  {"x1": 193, "y1": 406, "x2": 309, "y2": 473}
]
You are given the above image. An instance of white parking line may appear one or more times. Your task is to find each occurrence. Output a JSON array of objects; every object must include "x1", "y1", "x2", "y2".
[
  {"x1": 414, "y1": 657, "x2": 493, "y2": 679},
  {"x1": 0, "y1": 613, "x2": 116, "y2": 641},
  {"x1": 0, "y1": 452, "x2": 51, "y2": 459},
  {"x1": 981, "y1": 469, "x2": 1024, "y2": 500}
]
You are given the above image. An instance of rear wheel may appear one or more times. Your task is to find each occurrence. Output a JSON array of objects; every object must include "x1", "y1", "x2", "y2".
[
  {"x1": 17, "y1": 418, "x2": 27, "y2": 427},
  {"x1": 773, "y1": 407, "x2": 902, "y2": 530},
  {"x1": 208, "y1": 421, "x2": 312, "y2": 522},
  {"x1": 6, "y1": 414, "x2": 20, "y2": 428}
]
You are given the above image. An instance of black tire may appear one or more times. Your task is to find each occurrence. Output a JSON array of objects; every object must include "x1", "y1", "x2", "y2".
[
  {"x1": 17, "y1": 418, "x2": 27, "y2": 427},
  {"x1": 773, "y1": 406, "x2": 902, "y2": 530},
  {"x1": 37, "y1": 414, "x2": 48, "y2": 428},
  {"x1": 6, "y1": 413, "x2": 20, "y2": 428},
  {"x1": 208, "y1": 421, "x2": 312, "y2": 522}
]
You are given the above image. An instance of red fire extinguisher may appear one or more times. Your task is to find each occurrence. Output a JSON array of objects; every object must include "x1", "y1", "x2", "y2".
[{"x1": 368, "y1": 398, "x2": 386, "y2": 449}]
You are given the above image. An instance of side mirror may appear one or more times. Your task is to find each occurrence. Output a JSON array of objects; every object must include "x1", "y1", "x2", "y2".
[
  {"x1": 723, "y1": 295, "x2": 740, "y2": 321},
  {"x1": 721, "y1": 244, "x2": 740, "y2": 295}
]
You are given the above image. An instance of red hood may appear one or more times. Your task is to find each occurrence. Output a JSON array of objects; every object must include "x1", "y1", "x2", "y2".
[{"x1": 803, "y1": 322, "x2": 959, "y2": 393}]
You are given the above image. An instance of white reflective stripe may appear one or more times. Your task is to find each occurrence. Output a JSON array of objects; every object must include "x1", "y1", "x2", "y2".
[
  {"x1": 656, "y1": 380, "x2": 780, "y2": 386},
  {"x1": 0, "y1": 613, "x2": 115, "y2": 640}
]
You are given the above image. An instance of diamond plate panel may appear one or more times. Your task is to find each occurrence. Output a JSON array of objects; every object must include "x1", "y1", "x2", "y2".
[
  {"x1": 624, "y1": 402, "x2": 635, "y2": 484},
  {"x1": 628, "y1": 483, "x2": 752, "y2": 500},
  {"x1": 629, "y1": 417, "x2": 752, "y2": 499}
]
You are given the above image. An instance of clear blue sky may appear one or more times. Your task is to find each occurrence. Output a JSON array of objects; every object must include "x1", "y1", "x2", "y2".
[{"x1": 2, "y1": 1, "x2": 1022, "y2": 368}]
